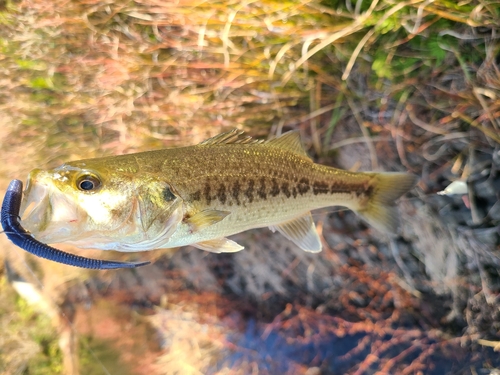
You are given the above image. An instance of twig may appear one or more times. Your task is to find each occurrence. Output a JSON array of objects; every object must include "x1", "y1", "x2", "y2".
[
  {"x1": 473, "y1": 86, "x2": 500, "y2": 132},
  {"x1": 328, "y1": 135, "x2": 392, "y2": 150},
  {"x1": 477, "y1": 339, "x2": 500, "y2": 351},
  {"x1": 309, "y1": 81, "x2": 322, "y2": 155},
  {"x1": 453, "y1": 112, "x2": 500, "y2": 144},
  {"x1": 406, "y1": 104, "x2": 448, "y2": 135},
  {"x1": 284, "y1": 103, "x2": 338, "y2": 127},
  {"x1": 347, "y1": 97, "x2": 379, "y2": 170}
]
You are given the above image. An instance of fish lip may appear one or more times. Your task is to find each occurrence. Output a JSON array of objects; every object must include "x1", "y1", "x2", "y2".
[{"x1": 20, "y1": 169, "x2": 52, "y2": 234}]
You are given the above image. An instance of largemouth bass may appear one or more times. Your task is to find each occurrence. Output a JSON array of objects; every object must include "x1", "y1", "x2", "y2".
[{"x1": 20, "y1": 130, "x2": 417, "y2": 253}]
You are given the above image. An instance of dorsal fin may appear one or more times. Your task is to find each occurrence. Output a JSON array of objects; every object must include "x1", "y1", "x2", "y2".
[
  {"x1": 265, "y1": 131, "x2": 310, "y2": 158},
  {"x1": 199, "y1": 129, "x2": 265, "y2": 146},
  {"x1": 199, "y1": 130, "x2": 310, "y2": 159}
]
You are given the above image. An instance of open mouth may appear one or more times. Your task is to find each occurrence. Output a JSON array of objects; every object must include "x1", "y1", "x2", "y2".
[
  {"x1": 19, "y1": 170, "x2": 84, "y2": 243},
  {"x1": 3, "y1": 179, "x2": 149, "y2": 270},
  {"x1": 20, "y1": 179, "x2": 51, "y2": 234}
]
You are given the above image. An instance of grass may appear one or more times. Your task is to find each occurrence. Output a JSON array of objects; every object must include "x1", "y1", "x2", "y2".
[
  {"x1": 1, "y1": 0, "x2": 497, "y2": 153},
  {"x1": 0, "y1": 273, "x2": 63, "y2": 375},
  {"x1": 0, "y1": 0, "x2": 499, "y2": 374}
]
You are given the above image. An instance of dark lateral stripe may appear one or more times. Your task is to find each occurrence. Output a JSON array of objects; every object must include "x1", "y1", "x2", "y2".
[
  {"x1": 297, "y1": 177, "x2": 310, "y2": 195},
  {"x1": 270, "y1": 178, "x2": 280, "y2": 196},
  {"x1": 245, "y1": 179, "x2": 255, "y2": 203},
  {"x1": 217, "y1": 184, "x2": 227, "y2": 204},
  {"x1": 329, "y1": 181, "x2": 368, "y2": 196},
  {"x1": 312, "y1": 181, "x2": 329, "y2": 195},
  {"x1": 258, "y1": 177, "x2": 267, "y2": 199},
  {"x1": 232, "y1": 181, "x2": 241, "y2": 205},
  {"x1": 198, "y1": 176, "x2": 370, "y2": 205},
  {"x1": 281, "y1": 182, "x2": 291, "y2": 198},
  {"x1": 191, "y1": 190, "x2": 201, "y2": 201},
  {"x1": 204, "y1": 182, "x2": 211, "y2": 204}
]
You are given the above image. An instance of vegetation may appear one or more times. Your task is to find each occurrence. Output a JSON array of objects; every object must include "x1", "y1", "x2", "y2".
[
  {"x1": 0, "y1": 274, "x2": 63, "y2": 374},
  {"x1": 0, "y1": 0, "x2": 499, "y2": 374}
]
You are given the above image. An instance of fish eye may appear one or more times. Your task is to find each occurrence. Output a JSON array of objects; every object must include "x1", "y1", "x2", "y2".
[{"x1": 76, "y1": 174, "x2": 101, "y2": 192}]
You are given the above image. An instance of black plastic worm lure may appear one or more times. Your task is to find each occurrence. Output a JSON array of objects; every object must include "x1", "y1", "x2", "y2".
[{"x1": 1, "y1": 180, "x2": 150, "y2": 270}]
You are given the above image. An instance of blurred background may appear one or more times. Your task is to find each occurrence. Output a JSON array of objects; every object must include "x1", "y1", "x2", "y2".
[{"x1": 0, "y1": 0, "x2": 499, "y2": 374}]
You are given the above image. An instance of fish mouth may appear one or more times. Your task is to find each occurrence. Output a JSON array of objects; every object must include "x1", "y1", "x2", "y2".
[
  {"x1": 20, "y1": 169, "x2": 80, "y2": 243},
  {"x1": 20, "y1": 169, "x2": 52, "y2": 234}
]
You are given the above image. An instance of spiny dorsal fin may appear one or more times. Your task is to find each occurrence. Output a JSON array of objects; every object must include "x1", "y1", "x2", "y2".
[
  {"x1": 200, "y1": 129, "x2": 265, "y2": 146},
  {"x1": 265, "y1": 131, "x2": 310, "y2": 158}
]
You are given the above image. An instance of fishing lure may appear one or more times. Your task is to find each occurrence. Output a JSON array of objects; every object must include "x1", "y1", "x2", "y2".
[{"x1": 1, "y1": 179, "x2": 150, "y2": 269}]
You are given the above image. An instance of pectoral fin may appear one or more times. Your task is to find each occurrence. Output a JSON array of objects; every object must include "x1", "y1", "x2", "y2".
[
  {"x1": 270, "y1": 213, "x2": 322, "y2": 253},
  {"x1": 193, "y1": 238, "x2": 244, "y2": 253},
  {"x1": 185, "y1": 209, "x2": 230, "y2": 232}
]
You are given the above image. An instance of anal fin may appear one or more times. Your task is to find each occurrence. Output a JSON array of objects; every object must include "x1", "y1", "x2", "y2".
[
  {"x1": 270, "y1": 212, "x2": 322, "y2": 253},
  {"x1": 193, "y1": 238, "x2": 244, "y2": 253}
]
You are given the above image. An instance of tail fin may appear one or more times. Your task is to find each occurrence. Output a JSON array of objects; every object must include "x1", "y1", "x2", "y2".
[{"x1": 356, "y1": 172, "x2": 418, "y2": 234}]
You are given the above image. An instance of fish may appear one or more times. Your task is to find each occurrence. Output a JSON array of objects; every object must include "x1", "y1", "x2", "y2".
[{"x1": 20, "y1": 130, "x2": 418, "y2": 254}]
